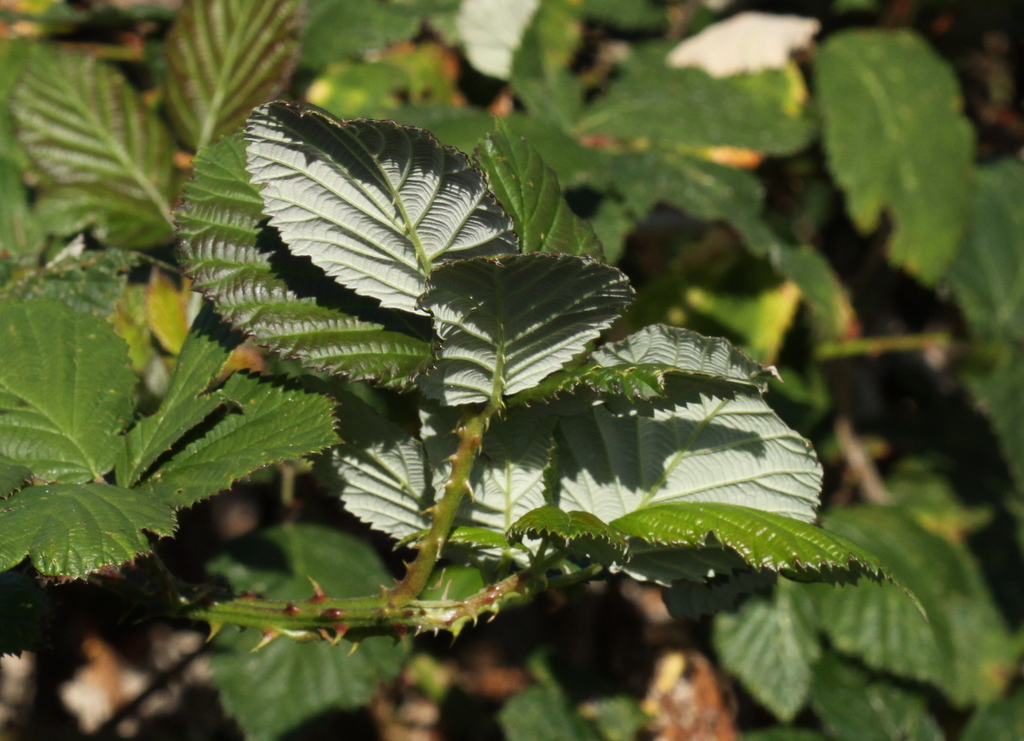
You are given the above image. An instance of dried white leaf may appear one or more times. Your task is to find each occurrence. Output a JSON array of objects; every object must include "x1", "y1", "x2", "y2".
[{"x1": 666, "y1": 12, "x2": 820, "y2": 78}]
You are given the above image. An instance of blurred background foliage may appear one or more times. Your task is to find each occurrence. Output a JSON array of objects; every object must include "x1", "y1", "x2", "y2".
[{"x1": 2, "y1": 0, "x2": 1024, "y2": 739}]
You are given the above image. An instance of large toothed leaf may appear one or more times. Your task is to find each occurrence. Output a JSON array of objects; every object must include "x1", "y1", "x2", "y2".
[
  {"x1": 508, "y1": 506, "x2": 627, "y2": 560},
  {"x1": 476, "y1": 121, "x2": 602, "y2": 258},
  {"x1": 244, "y1": 102, "x2": 518, "y2": 313},
  {"x1": 116, "y1": 307, "x2": 239, "y2": 488},
  {"x1": 816, "y1": 30, "x2": 974, "y2": 285},
  {"x1": 612, "y1": 503, "x2": 882, "y2": 581},
  {"x1": 0, "y1": 298, "x2": 135, "y2": 483},
  {"x1": 949, "y1": 160, "x2": 1024, "y2": 341},
  {"x1": 0, "y1": 483, "x2": 175, "y2": 577},
  {"x1": 176, "y1": 133, "x2": 433, "y2": 384},
  {"x1": 419, "y1": 254, "x2": 633, "y2": 405},
  {"x1": 557, "y1": 381, "x2": 822, "y2": 525},
  {"x1": 328, "y1": 393, "x2": 433, "y2": 540},
  {"x1": 141, "y1": 373, "x2": 338, "y2": 508},
  {"x1": 0, "y1": 456, "x2": 32, "y2": 498},
  {"x1": 11, "y1": 48, "x2": 176, "y2": 247},
  {"x1": 165, "y1": 0, "x2": 303, "y2": 150}
]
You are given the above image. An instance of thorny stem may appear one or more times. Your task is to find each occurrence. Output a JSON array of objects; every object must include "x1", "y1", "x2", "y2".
[{"x1": 387, "y1": 403, "x2": 498, "y2": 607}]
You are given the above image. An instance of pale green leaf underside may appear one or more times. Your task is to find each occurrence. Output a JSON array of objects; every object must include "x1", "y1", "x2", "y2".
[
  {"x1": 949, "y1": 159, "x2": 1024, "y2": 341},
  {"x1": 12, "y1": 48, "x2": 176, "y2": 246},
  {"x1": 165, "y1": 0, "x2": 302, "y2": 150},
  {"x1": 593, "y1": 324, "x2": 777, "y2": 391},
  {"x1": 557, "y1": 385, "x2": 822, "y2": 525},
  {"x1": 612, "y1": 503, "x2": 882, "y2": 579},
  {"x1": 476, "y1": 122, "x2": 603, "y2": 258},
  {"x1": 330, "y1": 393, "x2": 433, "y2": 540},
  {"x1": 176, "y1": 133, "x2": 433, "y2": 383},
  {"x1": 0, "y1": 298, "x2": 135, "y2": 483},
  {"x1": 420, "y1": 254, "x2": 633, "y2": 405},
  {"x1": 245, "y1": 102, "x2": 518, "y2": 314},
  {"x1": 714, "y1": 581, "x2": 819, "y2": 722},
  {"x1": 0, "y1": 483, "x2": 176, "y2": 577},
  {"x1": 816, "y1": 30, "x2": 974, "y2": 285},
  {"x1": 142, "y1": 373, "x2": 339, "y2": 508}
]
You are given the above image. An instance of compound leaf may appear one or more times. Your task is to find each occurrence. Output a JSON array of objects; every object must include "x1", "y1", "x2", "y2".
[
  {"x1": 816, "y1": 30, "x2": 974, "y2": 285},
  {"x1": 419, "y1": 254, "x2": 633, "y2": 405},
  {"x1": 949, "y1": 159, "x2": 1024, "y2": 341},
  {"x1": 476, "y1": 122, "x2": 602, "y2": 258},
  {"x1": 143, "y1": 373, "x2": 338, "y2": 508},
  {"x1": 0, "y1": 298, "x2": 135, "y2": 483},
  {"x1": 245, "y1": 102, "x2": 518, "y2": 314},
  {"x1": 165, "y1": 0, "x2": 303, "y2": 150},
  {"x1": 0, "y1": 483, "x2": 175, "y2": 577},
  {"x1": 12, "y1": 48, "x2": 176, "y2": 247},
  {"x1": 176, "y1": 133, "x2": 433, "y2": 384}
]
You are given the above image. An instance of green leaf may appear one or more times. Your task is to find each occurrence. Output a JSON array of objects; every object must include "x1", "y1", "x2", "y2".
[
  {"x1": 810, "y1": 654, "x2": 943, "y2": 741},
  {"x1": 244, "y1": 102, "x2": 518, "y2": 314},
  {"x1": 577, "y1": 45, "x2": 815, "y2": 155},
  {"x1": 816, "y1": 30, "x2": 974, "y2": 285},
  {"x1": 664, "y1": 568, "x2": 777, "y2": 620},
  {"x1": 508, "y1": 506, "x2": 628, "y2": 560},
  {"x1": 419, "y1": 254, "x2": 633, "y2": 405},
  {"x1": 0, "y1": 156, "x2": 42, "y2": 257},
  {"x1": 509, "y1": 0, "x2": 584, "y2": 129},
  {"x1": 714, "y1": 580, "x2": 819, "y2": 722},
  {"x1": 165, "y1": 0, "x2": 302, "y2": 150},
  {"x1": 499, "y1": 683, "x2": 601, "y2": 741},
  {"x1": 0, "y1": 483, "x2": 175, "y2": 577},
  {"x1": 0, "y1": 572, "x2": 50, "y2": 656},
  {"x1": 949, "y1": 159, "x2": 1024, "y2": 341},
  {"x1": 818, "y1": 506, "x2": 1015, "y2": 707},
  {"x1": 742, "y1": 731, "x2": 830, "y2": 741},
  {"x1": 143, "y1": 373, "x2": 339, "y2": 508},
  {"x1": 0, "y1": 298, "x2": 135, "y2": 482},
  {"x1": 0, "y1": 39, "x2": 36, "y2": 166},
  {"x1": 33, "y1": 185, "x2": 175, "y2": 251},
  {"x1": 476, "y1": 122, "x2": 603, "y2": 258},
  {"x1": 328, "y1": 392, "x2": 433, "y2": 540},
  {"x1": 116, "y1": 307, "x2": 239, "y2": 488},
  {"x1": 509, "y1": 363, "x2": 676, "y2": 405},
  {"x1": 582, "y1": 0, "x2": 667, "y2": 31},
  {"x1": 176, "y1": 133, "x2": 433, "y2": 384},
  {"x1": 208, "y1": 524, "x2": 407, "y2": 741},
  {"x1": 612, "y1": 503, "x2": 882, "y2": 581},
  {"x1": 0, "y1": 250, "x2": 137, "y2": 316},
  {"x1": 593, "y1": 325, "x2": 777, "y2": 391},
  {"x1": 12, "y1": 48, "x2": 176, "y2": 247},
  {"x1": 300, "y1": 0, "x2": 434, "y2": 71},
  {"x1": 0, "y1": 456, "x2": 32, "y2": 498},
  {"x1": 960, "y1": 689, "x2": 1024, "y2": 741},
  {"x1": 557, "y1": 382, "x2": 822, "y2": 526},
  {"x1": 967, "y1": 343, "x2": 1024, "y2": 489}
]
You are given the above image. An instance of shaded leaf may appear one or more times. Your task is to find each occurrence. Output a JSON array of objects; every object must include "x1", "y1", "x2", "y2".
[
  {"x1": 967, "y1": 343, "x2": 1024, "y2": 489},
  {"x1": 810, "y1": 654, "x2": 943, "y2": 741},
  {"x1": 165, "y1": 0, "x2": 302, "y2": 150},
  {"x1": 0, "y1": 483, "x2": 175, "y2": 577},
  {"x1": 960, "y1": 689, "x2": 1024, "y2": 741},
  {"x1": 0, "y1": 456, "x2": 32, "y2": 498},
  {"x1": 949, "y1": 159, "x2": 1024, "y2": 341},
  {"x1": 0, "y1": 155, "x2": 42, "y2": 257},
  {"x1": 0, "y1": 572, "x2": 50, "y2": 656},
  {"x1": 33, "y1": 185, "x2": 175, "y2": 250},
  {"x1": 476, "y1": 122, "x2": 602, "y2": 258},
  {"x1": 499, "y1": 683, "x2": 601, "y2": 741},
  {"x1": 419, "y1": 254, "x2": 632, "y2": 405},
  {"x1": 245, "y1": 102, "x2": 518, "y2": 314},
  {"x1": 0, "y1": 250, "x2": 137, "y2": 316},
  {"x1": 816, "y1": 30, "x2": 974, "y2": 285},
  {"x1": 0, "y1": 298, "x2": 135, "y2": 482},
  {"x1": 613, "y1": 503, "x2": 882, "y2": 581},
  {"x1": 714, "y1": 580, "x2": 819, "y2": 722},
  {"x1": 12, "y1": 48, "x2": 176, "y2": 247},
  {"x1": 208, "y1": 524, "x2": 406, "y2": 741},
  {"x1": 664, "y1": 568, "x2": 777, "y2": 620},
  {"x1": 176, "y1": 133, "x2": 433, "y2": 384}
]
